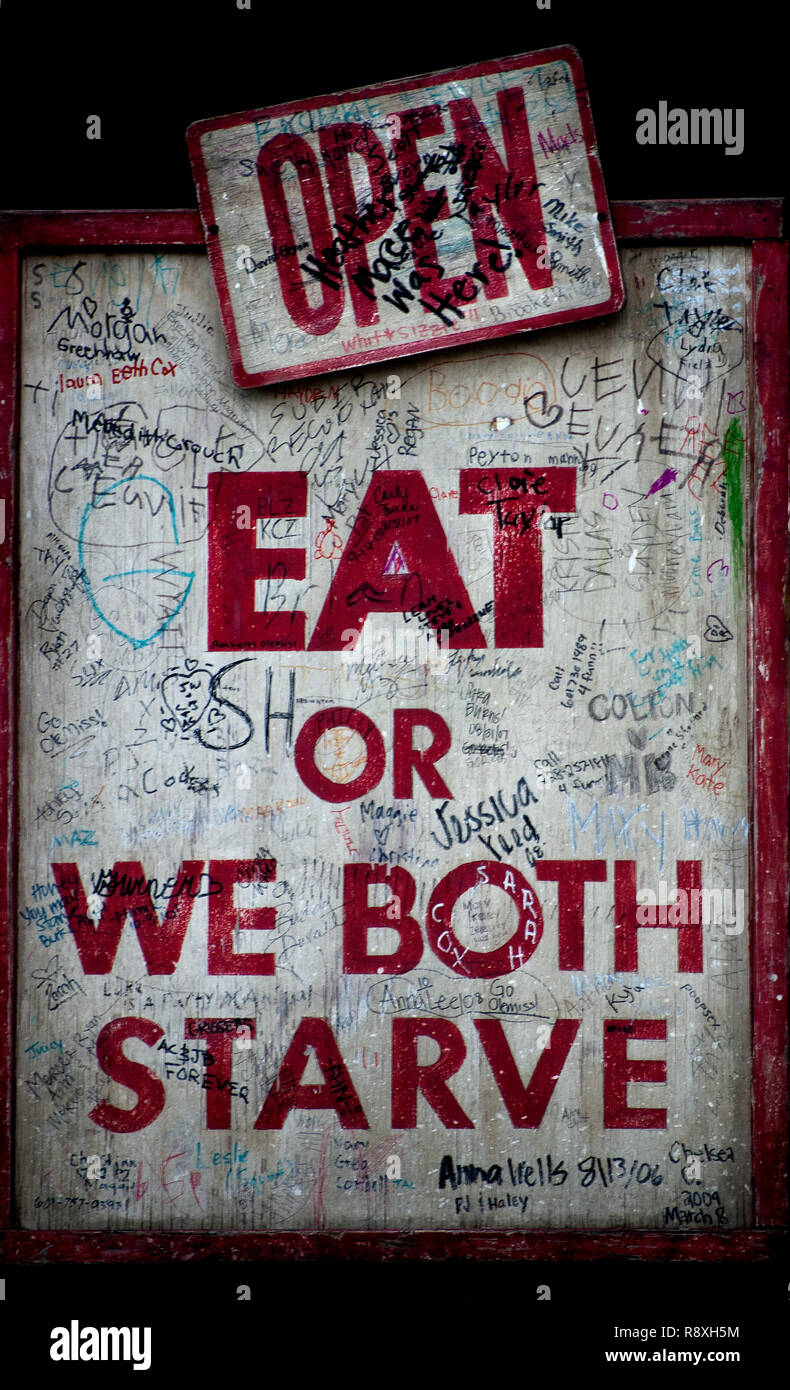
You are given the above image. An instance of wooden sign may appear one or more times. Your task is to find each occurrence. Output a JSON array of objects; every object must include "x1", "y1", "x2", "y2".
[
  {"x1": 187, "y1": 48, "x2": 623, "y2": 388},
  {"x1": 0, "y1": 204, "x2": 786, "y2": 1259}
]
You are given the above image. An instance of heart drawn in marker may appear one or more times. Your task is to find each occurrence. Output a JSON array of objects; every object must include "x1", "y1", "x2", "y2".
[
  {"x1": 704, "y1": 614, "x2": 733, "y2": 643},
  {"x1": 161, "y1": 670, "x2": 213, "y2": 735}
]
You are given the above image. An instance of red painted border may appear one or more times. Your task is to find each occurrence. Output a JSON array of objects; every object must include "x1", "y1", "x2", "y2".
[
  {"x1": 0, "y1": 211, "x2": 203, "y2": 251},
  {"x1": 0, "y1": 206, "x2": 786, "y2": 1263},
  {"x1": 0, "y1": 1229, "x2": 781, "y2": 1263},
  {"x1": 187, "y1": 46, "x2": 625, "y2": 389},
  {"x1": 750, "y1": 241, "x2": 789, "y2": 1227},
  {"x1": 613, "y1": 200, "x2": 784, "y2": 241},
  {"x1": 0, "y1": 203, "x2": 779, "y2": 255}
]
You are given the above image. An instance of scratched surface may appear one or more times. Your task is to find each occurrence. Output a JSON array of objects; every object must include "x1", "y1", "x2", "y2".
[
  {"x1": 16, "y1": 245, "x2": 751, "y2": 1230},
  {"x1": 189, "y1": 48, "x2": 622, "y2": 385}
]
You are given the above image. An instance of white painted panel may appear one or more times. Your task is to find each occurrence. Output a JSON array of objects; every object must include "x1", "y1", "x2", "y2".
[{"x1": 16, "y1": 246, "x2": 750, "y2": 1230}]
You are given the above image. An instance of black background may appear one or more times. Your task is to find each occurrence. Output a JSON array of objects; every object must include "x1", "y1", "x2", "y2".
[
  {"x1": 0, "y1": 0, "x2": 785, "y2": 214},
  {"x1": 1, "y1": 0, "x2": 787, "y2": 1374}
]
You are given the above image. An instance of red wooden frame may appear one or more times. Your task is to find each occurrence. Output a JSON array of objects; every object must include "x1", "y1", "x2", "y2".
[
  {"x1": 187, "y1": 46, "x2": 625, "y2": 388},
  {"x1": 0, "y1": 202, "x2": 786, "y2": 1263}
]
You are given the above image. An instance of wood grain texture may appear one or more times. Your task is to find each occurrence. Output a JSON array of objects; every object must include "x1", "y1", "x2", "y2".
[
  {"x1": 10, "y1": 245, "x2": 756, "y2": 1235},
  {"x1": 0, "y1": 207, "x2": 786, "y2": 1262}
]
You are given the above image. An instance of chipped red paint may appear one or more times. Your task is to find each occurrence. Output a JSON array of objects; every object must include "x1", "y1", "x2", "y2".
[
  {"x1": 1, "y1": 203, "x2": 781, "y2": 257},
  {"x1": 0, "y1": 1228, "x2": 782, "y2": 1263},
  {"x1": 0, "y1": 205, "x2": 786, "y2": 1261},
  {"x1": 750, "y1": 240, "x2": 789, "y2": 1228},
  {"x1": 612, "y1": 200, "x2": 784, "y2": 241},
  {"x1": 0, "y1": 210, "x2": 203, "y2": 251}
]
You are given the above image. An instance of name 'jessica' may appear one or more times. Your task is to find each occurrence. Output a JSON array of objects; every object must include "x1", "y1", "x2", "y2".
[{"x1": 635, "y1": 102, "x2": 744, "y2": 156}]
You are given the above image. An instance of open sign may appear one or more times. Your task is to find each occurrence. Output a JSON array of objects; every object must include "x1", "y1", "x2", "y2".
[{"x1": 188, "y1": 47, "x2": 623, "y2": 386}]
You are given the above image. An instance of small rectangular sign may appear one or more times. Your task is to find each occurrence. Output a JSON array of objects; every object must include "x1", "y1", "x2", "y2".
[{"x1": 188, "y1": 47, "x2": 623, "y2": 387}]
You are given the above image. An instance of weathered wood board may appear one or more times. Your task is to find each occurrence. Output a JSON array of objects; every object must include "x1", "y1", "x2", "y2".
[
  {"x1": 188, "y1": 47, "x2": 623, "y2": 386},
  {"x1": 15, "y1": 243, "x2": 753, "y2": 1232}
]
